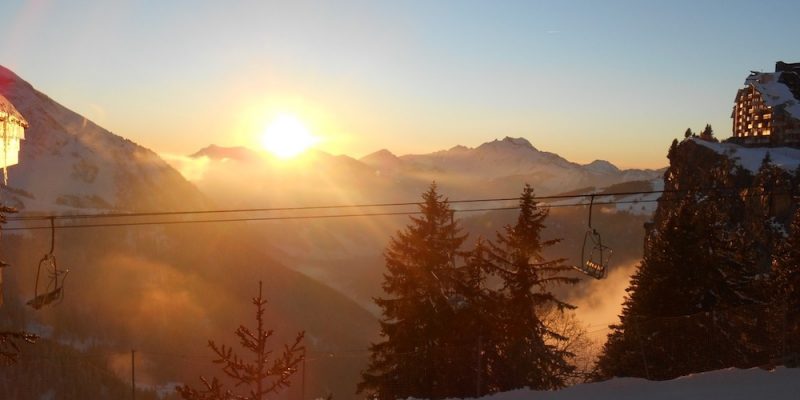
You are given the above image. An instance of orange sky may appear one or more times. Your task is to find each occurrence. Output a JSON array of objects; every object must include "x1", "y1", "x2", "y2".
[{"x1": 2, "y1": 1, "x2": 798, "y2": 169}]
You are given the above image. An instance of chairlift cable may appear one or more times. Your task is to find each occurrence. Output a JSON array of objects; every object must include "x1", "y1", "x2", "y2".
[
  {"x1": 0, "y1": 199, "x2": 660, "y2": 231},
  {"x1": 0, "y1": 187, "x2": 744, "y2": 223},
  {"x1": 0, "y1": 186, "x2": 796, "y2": 231}
]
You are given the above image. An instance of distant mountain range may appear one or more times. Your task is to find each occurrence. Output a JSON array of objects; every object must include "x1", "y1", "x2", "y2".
[
  {"x1": 363, "y1": 136, "x2": 662, "y2": 192},
  {"x1": 185, "y1": 137, "x2": 665, "y2": 209},
  {"x1": 179, "y1": 137, "x2": 666, "y2": 317},
  {"x1": 0, "y1": 62, "x2": 665, "y2": 213}
]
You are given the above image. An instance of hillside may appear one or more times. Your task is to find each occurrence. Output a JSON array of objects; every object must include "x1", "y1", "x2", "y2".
[
  {"x1": 0, "y1": 65, "x2": 209, "y2": 211},
  {"x1": 0, "y1": 66, "x2": 379, "y2": 399},
  {"x1": 595, "y1": 136, "x2": 800, "y2": 381},
  {"x1": 1, "y1": 217, "x2": 379, "y2": 399}
]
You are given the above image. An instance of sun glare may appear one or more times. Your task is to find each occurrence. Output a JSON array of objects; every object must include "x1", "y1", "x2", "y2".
[{"x1": 260, "y1": 114, "x2": 318, "y2": 159}]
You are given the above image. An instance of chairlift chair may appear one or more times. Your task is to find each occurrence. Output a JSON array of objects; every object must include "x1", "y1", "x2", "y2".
[
  {"x1": 579, "y1": 228, "x2": 611, "y2": 279},
  {"x1": 27, "y1": 217, "x2": 69, "y2": 310},
  {"x1": 573, "y1": 195, "x2": 612, "y2": 279}
]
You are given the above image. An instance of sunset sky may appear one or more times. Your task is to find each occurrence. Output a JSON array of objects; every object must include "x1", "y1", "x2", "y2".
[{"x1": 1, "y1": 0, "x2": 798, "y2": 168}]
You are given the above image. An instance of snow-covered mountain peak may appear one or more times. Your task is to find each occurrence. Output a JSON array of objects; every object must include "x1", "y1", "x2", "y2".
[
  {"x1": 448, "y1": 144, "x2": 470, "y2": 152},
  {"x1": 477, "y1": 136, "x2": 538, "y2": 153},
  {"x1": 584, "y1": 159, "x2": 621, "y2": 174},
  {"x1": 389, "y1": 136, "x2": 664, "y2": 194},
  {"x1": 502, "y1": 136, "x2": 537, "y2": 149},
  {"x1": 360, "y1": 148, "x2": 399, "y2": 164},
  {"x1": 191, "y1": 144, "x2": 261, "y2": 162}
]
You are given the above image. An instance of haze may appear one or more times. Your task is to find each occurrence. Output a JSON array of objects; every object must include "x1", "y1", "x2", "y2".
[{"x1": 2, "y1": 0, "x2": 799, "y2": 168}]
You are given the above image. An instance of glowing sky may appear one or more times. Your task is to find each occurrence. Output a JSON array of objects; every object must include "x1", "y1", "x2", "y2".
[{"x1": 1, "y1": 0, "x2": 798, "y2": 168}]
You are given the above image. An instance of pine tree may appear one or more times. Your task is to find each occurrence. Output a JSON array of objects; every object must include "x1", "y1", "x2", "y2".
[
  {"x1": 0, "y1": 205, "x2": 38, "y2": 366},
  {"x1": 485, "y1": 184, "x2": 578, "y2": 390},
  {"x1": 358, "y1": 183, "x2": 468, "y2": 400},
  {"x1": 177, "y1": 282, "x2": 304, "y2": 400},
  {"x1": 0, "y1": 331, "x2": 37, "y2": 366},
  {"x1": 748, "y1": 153, "x2": 794, "y2": 272},
  {"x1": 458, "y1": 238, "x2": 504, "y2": 396},
  {"x1": 595, "y1": 139, "x2": 770, "y2": 380},
  {"x1": 699, "y1": 124, "x2": 717, "y2": 142},
  {"x1": 771, "y1": 208, "x2": 800, "y2": 365}
]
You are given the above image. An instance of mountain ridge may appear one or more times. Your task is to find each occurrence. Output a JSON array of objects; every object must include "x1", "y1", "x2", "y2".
[{"x1": 186, "y1": 137, "x2": 663, "y2": 185}]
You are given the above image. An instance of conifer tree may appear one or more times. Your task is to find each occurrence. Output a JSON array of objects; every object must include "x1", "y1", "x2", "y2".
[
  {"x1": 485, "y1": 184, "x2": 578, "y2": 390},
  {"x1": 0, "y1": 205, "x2": 38, "y2": 366},
  {"x1": 359, "y1": 183, "x2": 467, "y2": 400},
  {"x1": 699, "y1": 124, "x2": 717, "y2": 142},
  {"x1": 177, "y1": 282, "x2": 304, "y2": 400},
  {"x1": 0, "y1": 331, "x2": 37, "y2": 366},
  {"x1": 746, "y1": 154, "x2": 793, "y2": 277},
  {"x1": 771, "y1": 208, "x2": 800, "y2": 365},
  {"x1": 458, "y1": 238, "x2": 504, "y2": 396},
  {"x1": 595, "y1": 139, "x2": 770, "y2": 380}
]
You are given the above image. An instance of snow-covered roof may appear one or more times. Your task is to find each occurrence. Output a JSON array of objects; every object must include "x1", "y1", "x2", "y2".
[
  {"x1": 744, "y1": 71, "x2": 800, "y2": 120},
  {"x1": 0, "y1": 93, "x2": 27, "y2": 127}
]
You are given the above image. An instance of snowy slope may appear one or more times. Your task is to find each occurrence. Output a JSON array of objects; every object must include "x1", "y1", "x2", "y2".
[
  {"x1": 360, "y1": 149, "x2": 409, "y2": 174},
  {"x1": 183, "y1": 138, "x2": 665, "y2": 209},
  {"x1": 461, "y1": 367, "x2": 800, "y2": 400},
  {"x1": 390, "y1": 137, "x2": 663, "y2": 195},
  {"x1": 691, "y1": 137, "x2": 800, "y2": 173},
  {"x1": 0, "y1": 66, "x2": 208, "y2": 212},
  {"x1": 190, "y1": 144, "x2": 262, "y2": 162},
  {"x1": 400, "y1": 137, "x2": 579, "y2": 180}
]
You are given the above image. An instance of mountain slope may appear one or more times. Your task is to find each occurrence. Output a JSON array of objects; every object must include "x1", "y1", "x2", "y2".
[
  {"x1": 0, "y1": 66, "x2": 209, "y2": 211},
  {"x1": 0, "y1": 66, "x2": 378, "y2": 399},
  {"x1": 183, "y1": 137, "x2": 664, "y2": 210}
]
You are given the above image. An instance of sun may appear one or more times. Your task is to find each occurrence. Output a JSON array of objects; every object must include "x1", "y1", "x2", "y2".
[{"x1": 260, "y1": 114, "x2": 318, "y2": 159}]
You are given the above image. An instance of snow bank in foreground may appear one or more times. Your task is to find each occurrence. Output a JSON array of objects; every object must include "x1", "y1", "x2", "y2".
[{"x1": 475, "y1": 367, "x2": 800, "y2": 400}]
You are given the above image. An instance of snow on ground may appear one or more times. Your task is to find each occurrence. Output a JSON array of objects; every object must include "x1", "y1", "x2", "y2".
[
  {"x1": 691, "y1": 138, "x2": 800, "y2": 173},
  {"x1": 467, "y1": 367, "x2": 800, "y2": 400}
]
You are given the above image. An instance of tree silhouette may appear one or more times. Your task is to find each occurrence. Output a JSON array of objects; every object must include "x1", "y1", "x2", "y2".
[
  {"x1": 484, "y1": 184, "x2": 578, "y2": 390},
  {"x1": 177, "y1": 281, "x2": 304, "y2": 400},
  {"x1": 0, "y1": 205, "x2": 38, "y2": 366},
  {"x1": 0, "y1": 331, "x2": 37, "y2": 365},
  {"x1": 595, "y1": 138, "x2": 772, "y2": 380},
  {"x1": 359, "y1": 183, "x2": 468, "y2": 400},
  {"x1": 771, "y1": 208, "x2": 800, "y2": 365}
]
